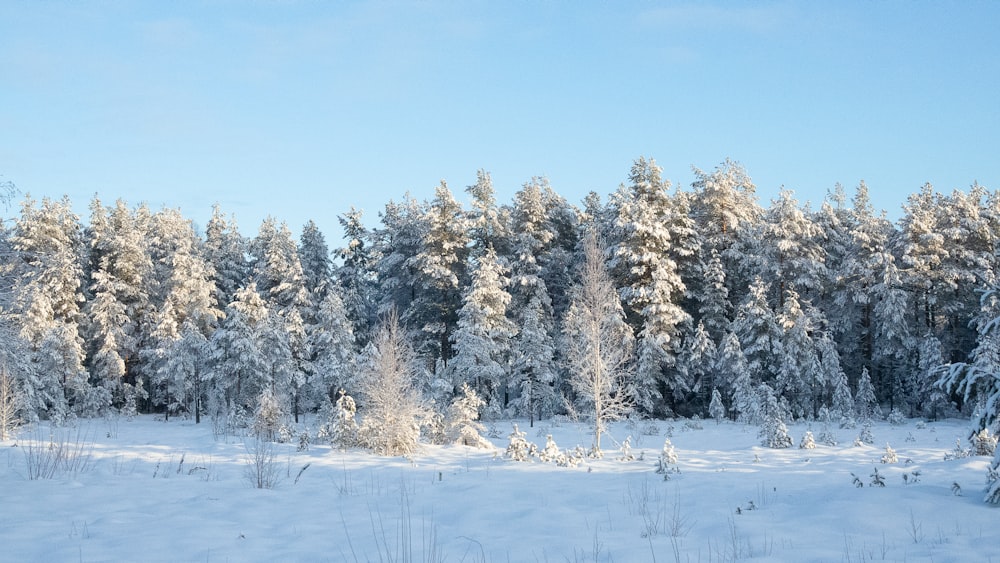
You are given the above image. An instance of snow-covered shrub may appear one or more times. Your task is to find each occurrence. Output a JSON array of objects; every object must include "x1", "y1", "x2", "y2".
[
  {"x1": 799, "y1": 431, "x2": 816, "y2": 449},
  {"x1": 887, "y1": 408, "x2": 906, "y2": 426},
  {"x1": 641, "y1": 420, "x2": 660, "y2": 436},
  {"x1": 683, "y1": 419, "x2": 703, "y2": 431},
  {"x1": 905, "y1": 431, "x2": 917, "y2": 443},
  {"x1": 243, "y1": 436, "x2": 281, "y2": 489},
  {"x1": 869, "y1": 467, "x2": 885, "y2": 487},
  {"x1": 818, "y1": 429, "x2": 838, "y2": 447},
  {"x1": 655, "y1": 438, "x2": 678, "y2": 474},
  {"x1": 253, "y1": 389, "x2": 284, "y2": 442},
  {"x1": 539, "y1": 435, "x2": 561, "y2": 463},
  {"x1": 761, "y1": 417, "x2": 793, "y2": 449},
  {"x1": 619, "y1": 436, "x2": 635, "y2": 461},
  {"x1": 854, "y1": 423, "x2": 874, "y2": 446},
  {"x1": 297, "y1": 431, "x2": 310, "y2": 452},
  {"x1": 944, "y1": 438, "x2": 970, "y2": 460},
  {"x1": 839, "y1": 415, "x2": 858, "y2": 429},
  {"x1": 505, "y1": 424, "x2": 536, "y2": 462},
  {"x1": 972, "y1": 428, "x2": 997, "y2": 457},
  {"x1": 881, "y1": 443, "x2": 898, "y2": 464}
]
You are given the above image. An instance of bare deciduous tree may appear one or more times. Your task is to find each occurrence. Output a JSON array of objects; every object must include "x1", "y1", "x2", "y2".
[{"x1": 563, "y1": 232, "x2": 635, "y2": 457}]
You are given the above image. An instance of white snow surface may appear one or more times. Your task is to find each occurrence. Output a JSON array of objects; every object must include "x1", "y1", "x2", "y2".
[{"x1": 1, "y1": 416, "x2": 997, "y2": 562}]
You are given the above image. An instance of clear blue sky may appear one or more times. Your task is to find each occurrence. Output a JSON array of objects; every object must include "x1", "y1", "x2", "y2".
[{"x1": 2, "y1": 1, "x2": 998, "y2": 243}]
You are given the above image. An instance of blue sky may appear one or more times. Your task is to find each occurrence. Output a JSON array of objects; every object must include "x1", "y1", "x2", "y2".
[{"x1": 2, "y1": 1, "x2": 998, "y2": 243}]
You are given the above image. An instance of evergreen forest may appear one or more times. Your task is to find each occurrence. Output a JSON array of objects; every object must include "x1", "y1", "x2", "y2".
[{"x1": 2, "y1": 158, "x2": 999, "y2": 445}]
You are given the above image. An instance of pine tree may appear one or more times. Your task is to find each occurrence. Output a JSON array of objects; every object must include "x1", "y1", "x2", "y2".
[
  {"x1": 758, "y1": 190, "x2": 826, "y2": 306},
  {"x1": 203, "y1": 204, "x2": 247, "y2": 312},
  {"x1": 709, "y1": 388, "x2": 726, "y2": 423},
  {"x1": 511, "y1": 289, "x2": 559, "y2": 424},
  {"x1": 855, "y1": 367, "x2": 879, "y2": 421},
  {"x1": 449, "y1": 247, "x2": 516, "y2": 414},
  {"x1": 299, "y1": 220, "x2": 333, "y2": 299},
  {"x1": 10, "y1": 196, "x2": 88, "y2": 420},
  {"x1": 84, "y1": 199, "x2": 155, "y2": 413},
  {"x1": 335, "y1": 207, "x2": 377, "y2": 347},
  {"x1": 444, "y1": 383, "x2": 491, "y2": 448},
  {"x1": 308, "y1": 289, "x2": 356, "y2": 405},
  {"x1": 776, "y1": 290, "x2": 823, "y2": 418},
  {"x1": 207, "y1": 282, "x2": 270, "y2": 415},
  {"x1": 608, "y1": 157, "x2": 690, "y2": 414},
  {"x1": 732, "y1": 277, "x2": 782, "y2": 384},
  {"x1": 465, "y1": 169, "x2": 510, "y2": 259},
  {"x1": 675, "y1": 321, "x2": 717, "y2": 414}
]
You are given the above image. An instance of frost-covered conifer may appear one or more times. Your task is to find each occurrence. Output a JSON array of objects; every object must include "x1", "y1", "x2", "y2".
[
  {"x1": 253, "y1": 388, "x2": 284, "y2": 442},
  {"x1": 608, "y1": 157, "x2": 690, "y2": 414},
  {"x1": 449, "y1": 247, "x2": 515, "y2": 414},
  {"x1": 331, "y1": 390, "x2": 359, "y2": 449},
  {"x1": 539, "y1": 434, "x2": 562, "y2": 463},
  {"x1": 505, "y1": 424, "x2": 535, "y2": 461},
  {"x1": 881, "y1": 443, "x2": 898, "y2": 464},
  {"x1": 444, "y1": 383, "x2": 491, "y2": 448},
  {"x1": 757, "y1": 383, "x2": 792, "y2": 449},
  {"x1": 656, "y1": 438, "x2": 678, "y2": 473},
  {"x1": 799, "y1": 431, "x2": 816, "y2": 449},
  {"x1": 709, "y1": 388, "x2": 727, "y2": 423},
  {"x1": 855, "y1": 367, "x2": 880, "y2": 421}
]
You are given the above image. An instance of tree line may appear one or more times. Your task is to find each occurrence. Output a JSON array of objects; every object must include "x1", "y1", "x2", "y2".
[{"x1": 0, "y1": 158, "x2": 998, "y2": 436}]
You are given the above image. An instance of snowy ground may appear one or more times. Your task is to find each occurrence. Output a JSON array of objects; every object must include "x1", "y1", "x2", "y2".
[{"x1": 1, "y1": 416, "x2": 997, "y2": 562}]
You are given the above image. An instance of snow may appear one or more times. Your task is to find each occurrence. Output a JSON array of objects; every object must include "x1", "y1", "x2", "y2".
[{"x1": 2, "y1": 416, "x2": 997, "y2": 562}]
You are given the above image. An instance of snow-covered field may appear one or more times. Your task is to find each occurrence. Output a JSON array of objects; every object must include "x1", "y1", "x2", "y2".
[{"x1": 1, "y1": 416, "x2": 996, "y2": 562}]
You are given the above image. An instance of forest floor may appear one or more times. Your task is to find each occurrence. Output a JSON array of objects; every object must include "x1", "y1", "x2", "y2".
[{"x1": 0, "y1": 415, "x2": 996, "y2": 562}]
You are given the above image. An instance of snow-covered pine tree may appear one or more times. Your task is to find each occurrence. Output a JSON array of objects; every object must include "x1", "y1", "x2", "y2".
[
  {"x1": 299, "y1": 220, "x2": 333, "y2": 299},
  {"x1": 465, "y1": 169, "x2": 510, "y2": 260},
  {"x1": 758, "y1": 190, "x2": 826, "y2": 306},
  {"x1": 84, "y1": 199, "x2": 155, "y2": 414},
  {"x1": 449, "y1": 247, "x2": 515, "y2": 415},
  {"x1": 334, "y1": 207, "x2": 377, "y2": 347},
  {"x1": 10, "y1": 196, "x2": 88, "y2": 421},
  {"x1": 694, "y1": 248, "x2": 731, "y2": 343},
  {"x1": 608, "y1": 157, "x2": 690, "y2": 415},
  {"x1": 203, "y1": 204, "x2": 247, "y2": 311},
  {"x1": 250, "y1": 219, "x2": 311, "y2": 421},
  {"x1": 732, "y1": 277, "x2": 782, "y2": 385},
  {"x1": 937, "y1": 283, "x2": 1000, "y2": 503},
  {"x1": 511, "y1": 290, "x2": 559, "y2": 424},
  {"x1": 855, "y1": 367, "x2": 880, "y2": 421},
  {"x1": 309, "y1": 288, "x2": 357, "y2": 405},
  {"x1": 409, "y1": 182, "x2": 470, "y2": 365},
  {"x1": 444, "y1": 383, "x2": 491, "y2": 448},
  {"x1": 688, "y1": 159, "x2": 762, "y2": 296},
  {"x1": 871, "y1": 251, "x2": 917, "y2": 413},
  {"x1": 776, "y1": 290, "x2": 823, "y2": 418},
  {"x1": 757, "y1": 383, "x2": 793, "y2": 449},
  {"x1": 675, "y1": 321, "x2": 717, "y2": 414},
  {"x1": 831, "y1": 369, "x2": 855, "y2": 424},
  {"x1": 207, "y1": 282, "x2": 271, "y2": 416},
  {"x1": 709, "y1": 388, "x2": 726, "y2": 423},
  {"x1": 563, "y1": 231, "x2": 635, "y2": 456},
  {"x1": 357, "y1": 310, "x2": 427, "y2": 456},
  {"x1": 144, "y1": 208, "x2": 222, "y2": 422}
]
